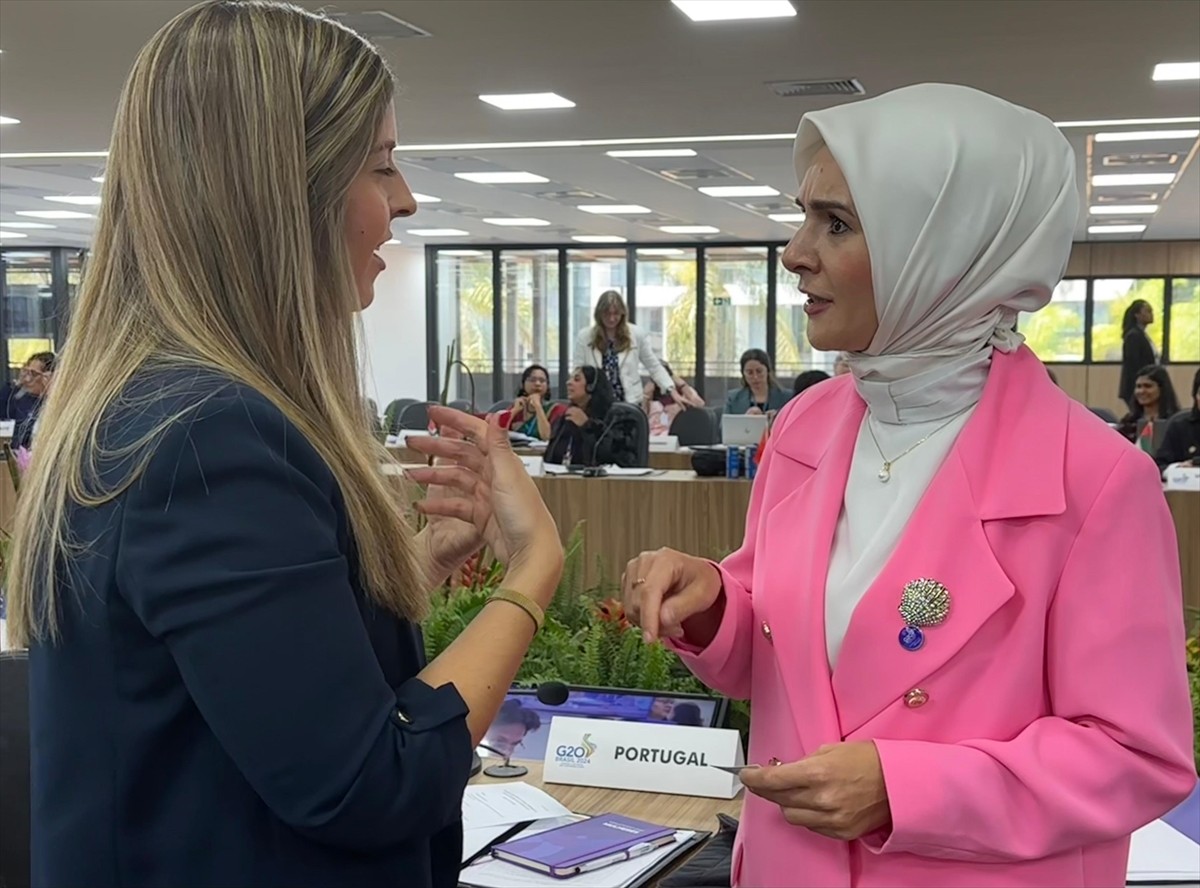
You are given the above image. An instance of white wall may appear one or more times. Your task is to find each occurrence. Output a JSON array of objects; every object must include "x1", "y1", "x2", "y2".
[{"x1": 359, "y1": 243, "x2": 427, "y2": 410}]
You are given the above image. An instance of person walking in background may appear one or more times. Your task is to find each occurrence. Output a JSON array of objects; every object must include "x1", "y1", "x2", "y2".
[
  {"x1": 4, "y1": 4, "x2": 563, "y2": 886},
  {"x1": 1155, "y1": 368, "x2": 1200, "y2": 474},
  {"x1": 1119, "y1": 299, "x2": 1157, "y2": 410},
  {"x1": 1118, "y1": 364, "x2": 1181, "y2": 443},
  {"x1": 504, "y1": 364, "x2": 565, "y2": 440},
  {"x1": 622, "y1": 83, "x2": 1193, "y2": 888},
  {"x1": 725, "y1": 348, "x2": 790, "y2": 417},
  {"x1": 574, "y1": 290, "x2": 677, "y2": 406}
]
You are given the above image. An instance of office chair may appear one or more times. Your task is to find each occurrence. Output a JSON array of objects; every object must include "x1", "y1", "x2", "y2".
[
  {"x1": 1088, "y1": 406, "x2": 1119, "y2": 424},
  {"x1": 447, "y1": 399, "x2": 472, "y2": 413},
  {"x1": 383, "y1": 398, "x2": 419, "y2": 434},
  {"x1": 606, "y1": 403, "x2": 650, "y2": 467},
  {"x1": 487, "y1": 399, "x2": 514, "y2": 414},
  {"x1": 0, "y1": 651, "x2": 30, "y2": 888},
  {"x1": 398, "y1": 402, "x2": 431, "y2": 431},
  {"x1": 669, "y1": 408, "x2": 718, "y2": 446}
]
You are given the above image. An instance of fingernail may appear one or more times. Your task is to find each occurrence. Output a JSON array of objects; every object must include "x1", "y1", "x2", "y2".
[{"x1": 643, "y1": 631, "x2": 652, "y2": 644}]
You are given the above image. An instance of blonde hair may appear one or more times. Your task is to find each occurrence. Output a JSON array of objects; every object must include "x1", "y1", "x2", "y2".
[
  {"x1": 590, "y1": 290, "x2": 632, "y2": 354},
  {"x1": 6, "y1": 0, "x2": 427, "y2": 646}
]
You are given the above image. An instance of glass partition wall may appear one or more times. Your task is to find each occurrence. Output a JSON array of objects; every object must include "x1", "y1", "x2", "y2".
[
  {"x1": 0, "y1": 246, "x2": 83, "y2": 379},
  {"x1": 425, "y1": 243, "x2": 1199, "y2": 404}
]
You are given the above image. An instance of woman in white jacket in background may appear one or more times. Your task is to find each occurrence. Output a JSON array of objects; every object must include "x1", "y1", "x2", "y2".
[{"x1": 574, "y1": 290, "x2": 678, "y2": 406}]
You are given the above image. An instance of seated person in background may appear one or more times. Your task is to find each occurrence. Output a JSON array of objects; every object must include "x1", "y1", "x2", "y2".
[
  {"x1": 1117, "y1": 364, "x2": 1180, "y2": 442},
  {"x1": 482, "y1": 699, "x2": 541, "y2": 758},
  {"x1": 1155, "y1": 368, "x2": 1200, "y2": 475},
  {"x1": 792, "y1": 369, "x2": 830, "y2": 397},
  {"x1": 642, "y1": 361, "x2": 704, "y2": 436},
  {"x1": 505, "y1": 364, "x2": 565, "y2": 440},
  {"x1": 2, "y1": 351, "x2": 55, "y2": 449},
  {"x1": 545, "y1": 367, "x2": 638, "y2": 468},
  {"x1": 647, "y1": 697, "x2": 675, "y2": 721},
  {"x1": 725, "y1": 348, "x2": 791, "y2": 418}
]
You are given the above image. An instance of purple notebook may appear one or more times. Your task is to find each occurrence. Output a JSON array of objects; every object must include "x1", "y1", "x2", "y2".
[{"x1": 491, "y1": 813, "x2": 677, "y2": 878}]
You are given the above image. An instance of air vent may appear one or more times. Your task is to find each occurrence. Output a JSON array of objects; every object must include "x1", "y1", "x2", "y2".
[
  {"x1": 326, "y1": 11, "x2": 431, "y2": 39},
  {"x1": 660, "y1": 168, "x2": 744, "y2": 182},
  {"x1": 1092, "y1": 190, "x2": 1162, "y2": 204},
  {"x1": 1100, "y1": 152, "x2": 1181, "y2": 167},
  {"x1": 537, "y1": 189, "x2": 607, "y2": 201},
  {"x1": 766, "y1": 78, "x2": 865, "y2": 98}
]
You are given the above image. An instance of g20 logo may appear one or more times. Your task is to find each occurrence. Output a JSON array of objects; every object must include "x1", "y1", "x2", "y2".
[{"x1": 555, "y1": 733, "x2": 597, "y2": 762}]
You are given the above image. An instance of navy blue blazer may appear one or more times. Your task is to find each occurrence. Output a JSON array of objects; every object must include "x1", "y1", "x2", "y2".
[{"x1": 29, "y1": 371, "x2": 473, "y2": 887}]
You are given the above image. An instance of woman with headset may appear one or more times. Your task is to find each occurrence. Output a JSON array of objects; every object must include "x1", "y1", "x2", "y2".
[{"x1": 545, "y1": 366, "x2": 637, "y2": 468}]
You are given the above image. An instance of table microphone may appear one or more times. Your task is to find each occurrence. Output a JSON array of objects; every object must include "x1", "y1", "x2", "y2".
[
  {"x1": 477, "y1": 742, "x2": 529, "y2": 779},
  {"x1": 471, "y1": 683, "x2": 571, "y2": 777},
  {"x1": 536, "y1": 681, "x2": 570, "y2": 706}
]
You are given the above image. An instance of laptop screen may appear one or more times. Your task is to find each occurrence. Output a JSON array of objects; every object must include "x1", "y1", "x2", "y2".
[{"x1": 479, "y1": 687, "x2": 726, "y2": 763}]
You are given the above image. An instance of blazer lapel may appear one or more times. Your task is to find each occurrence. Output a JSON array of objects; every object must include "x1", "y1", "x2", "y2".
[
  {"x1": 832, "y1": 346, "x2": 1068, "y2": 735},
  {"x1": 831, "y1": 452, "x2": 1015, "y2": 735}
]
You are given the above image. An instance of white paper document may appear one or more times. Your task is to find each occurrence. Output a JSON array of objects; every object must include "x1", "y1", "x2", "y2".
[
  {"x1": 461, "y1": 822, "x2": 697, "y2": 888},
  {"x1": 1127, "y1": 818, "x2": 1200, "y2": 883},
  {"x1": 461, "y1": 783, "x2": 573, "y2": 832}
]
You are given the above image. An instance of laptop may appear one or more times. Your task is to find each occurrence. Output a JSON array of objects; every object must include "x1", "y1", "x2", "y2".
[{"x1": 721, "y1": 413, "x2": 768, "y2": 447}]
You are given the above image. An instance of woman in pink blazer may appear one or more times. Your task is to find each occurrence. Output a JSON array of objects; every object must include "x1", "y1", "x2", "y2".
[{"x1": 623, "y1": 83, "x2": 1196, "y2": 887}]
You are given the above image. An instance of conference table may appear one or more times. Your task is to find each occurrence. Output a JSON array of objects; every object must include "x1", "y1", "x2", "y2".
[{"x1": 389, "y1": 448, "x2": 1199, "y2": 617}]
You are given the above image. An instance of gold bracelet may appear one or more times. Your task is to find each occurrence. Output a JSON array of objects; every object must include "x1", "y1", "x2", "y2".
[{"x1": 486, "y1": 588, "x2": 545, "y2": 634}]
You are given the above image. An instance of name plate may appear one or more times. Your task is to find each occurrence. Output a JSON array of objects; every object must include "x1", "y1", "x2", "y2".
[
  {"x1": 648, "y1": 435, "x2": 679, "y2": 452},
  {"x1": 0, "y1": 420, "x2": 14, "y2": 439},
  {"x1": 1165, "y1": 465, "x2": 1200, "y2": 492},
  {"x1": 543, "y1": 715, "x2": 744, "y2": 799}
]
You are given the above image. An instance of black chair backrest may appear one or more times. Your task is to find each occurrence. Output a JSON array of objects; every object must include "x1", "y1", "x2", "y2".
[
  {"x1": 447, "y1": 399, "x2": 472, "y2": 413},
  {"x1": 669, "y1": 407, "x2": 718, "y2": 446},
  {"x1": 0, "y1": 650, "x2": 31, "y2": 888},
  {"x1": 606, "y1": 403, "x2": 650, "y2": 467},
  {"x1": 398, "y1": 402, "x2": 431, "y2": 431},
  {"x1": 487, "y1": 399, "x2": 513, "y2": 414},
  {"x1": 383, "y1": 398, "x2": 419, "y2": 434}
]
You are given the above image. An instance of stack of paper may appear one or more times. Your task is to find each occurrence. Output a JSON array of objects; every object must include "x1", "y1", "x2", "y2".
[{"x1": 461, "y1": 784, "x2": 573, "y2": 864}]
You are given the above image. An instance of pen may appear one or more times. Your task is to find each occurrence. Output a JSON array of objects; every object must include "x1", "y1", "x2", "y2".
[
  {"x1": 574, "y1": 838, "x2": 669, "y2": 874},
  {"x1": 709, "y1": 764, "x2": 761, "y2": 774}
]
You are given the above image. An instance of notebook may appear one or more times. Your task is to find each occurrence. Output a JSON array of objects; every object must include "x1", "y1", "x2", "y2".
[{"x1": 491, "y1": 813, "x2": 677, "y2": 878}]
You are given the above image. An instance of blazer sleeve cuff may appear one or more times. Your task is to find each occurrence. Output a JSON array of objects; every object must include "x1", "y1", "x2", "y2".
[
  {"x1": 390, "y1": 677, "x2": 470, "y2": 736},
  {"x1": 664, "y1": 561, "x2": 751, "y2": 682}
]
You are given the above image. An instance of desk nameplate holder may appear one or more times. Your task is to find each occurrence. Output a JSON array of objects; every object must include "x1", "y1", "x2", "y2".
[{"x1": 543, "y1": 715, "x2": 744, "y2": 799}]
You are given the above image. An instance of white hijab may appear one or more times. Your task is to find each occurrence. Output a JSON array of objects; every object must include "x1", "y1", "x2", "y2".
[{"x1": 794, "y1": 83, "x2": 1079, "y2": 421}]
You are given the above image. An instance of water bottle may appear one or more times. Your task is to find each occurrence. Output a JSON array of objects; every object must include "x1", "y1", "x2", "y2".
[
  {"x1": 725, "y1": 445, "x2": 741, "y2": 479},
  {"x1": 745, "y1": 445, "x2": 758, "y2": 480}
]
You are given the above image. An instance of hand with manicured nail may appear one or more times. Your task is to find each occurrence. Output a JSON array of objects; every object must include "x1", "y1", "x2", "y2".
[{"x1": 621, "y1": 548, "x2": 725, "y2": 645}]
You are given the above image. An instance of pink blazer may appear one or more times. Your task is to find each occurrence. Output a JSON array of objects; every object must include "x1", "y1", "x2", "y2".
[{"x1": 672, "y1": 346, "x2": 1196, "y2": 887}]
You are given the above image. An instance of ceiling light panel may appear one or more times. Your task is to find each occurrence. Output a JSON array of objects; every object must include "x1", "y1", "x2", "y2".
[
  {"x1": 698, "y1": 185, "x2": 781, "y2": 197},
  {"x1": 15, "y1": 210, "x2": 94, "y2": 219},
  {"x1": 671, "y1": 0, "x2": 796, "y2": 22},
  {"x1": 606, "y1": 149, "x2": 697, "y2": 158},
  {"x1": 1152, "y1": 61, "x2": 1200, "y2": 81},
  {"x1": 454, "y1": 171, "x2": 549, "y2": 184},
  {"x1": 1088, "y1": 224, "x2": 1147, "y2": 234},
  {"x1": 1092, "y1": 173, "x2": 1177, "y2": 186},
  {"x1": 577, "y1": 204, "x2": 652, "y2": 214},
  {"x1": 572, "y1": 235, "x2": 628, "y2": 243},
  {"x1": 1088, "y1": 205, "x2": 1158, "y2": 215},
  {"x1": 0, "y1": 221, "x2": 54, "y2": 229},
  {"x1": 659, "y1": 225, "x2": 720, "y2": 234},
  {"x1": 411, "y1": 193, "x2": 441, "y2": 203},
  {"x1": 407, "y1": 228, "x2": 469, "y2": 236},
  {"x1": 479, "y1": 92, "x2": 575, "y2": 110},
  {"x1": 768, "y1": 212, "x2": 806, "y2": 222},
  {"x1": 483, "y1": 218, "x2": 551, "y2": 226},
  {"x1": 1093, "y1": 129, "x2": 1200, "y2": 142},
  {"x1": 44, "y1": 195, "x2": 102, "y2": 205}
]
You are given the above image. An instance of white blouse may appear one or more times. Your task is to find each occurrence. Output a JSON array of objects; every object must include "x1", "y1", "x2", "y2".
[{"x1": 824, "y1": 348, "x2": 992, "y2": 666}]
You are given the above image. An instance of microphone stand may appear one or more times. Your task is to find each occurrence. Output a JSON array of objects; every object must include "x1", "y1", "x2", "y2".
[
  {"x1": 475, "y1": 742, "x2": 529, "y2": 779},
  {"x1": 582, "y1": 412, "x2": 622, "y2": 478},
  {"x1": 444, "y1": 359, "x2": 476, "y2": 414}
]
